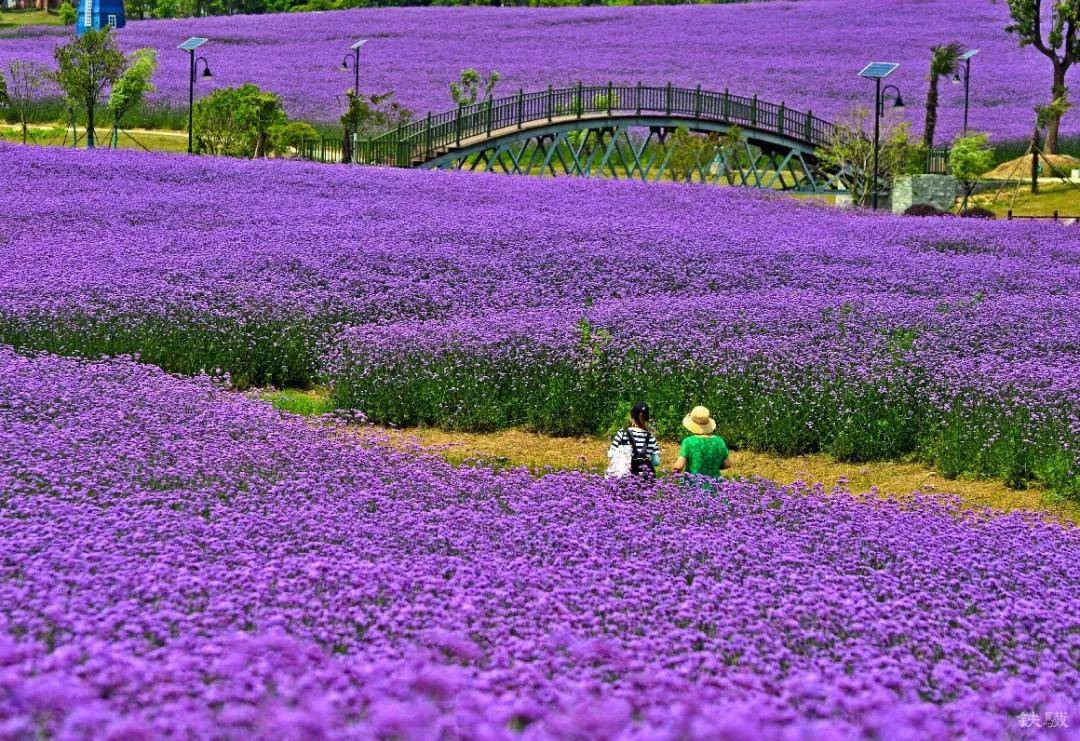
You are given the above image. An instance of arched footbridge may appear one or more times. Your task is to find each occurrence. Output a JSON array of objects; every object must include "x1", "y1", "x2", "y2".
[{"x1": 304, "y1": 84, "x2": 849, "y2": 192}]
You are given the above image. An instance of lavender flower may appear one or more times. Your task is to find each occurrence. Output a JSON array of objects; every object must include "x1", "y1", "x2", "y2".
[
  {"x1": 0, "y1": 347, "x2": 1077, "y2": 737},
  {"x1": 0, "y1": 1, "x2": 1075, "y2": 141}
]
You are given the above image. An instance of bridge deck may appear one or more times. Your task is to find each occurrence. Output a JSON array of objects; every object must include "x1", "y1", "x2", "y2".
[{"x1": 409, "y1": 111, "x2": 807, "y2": 166}]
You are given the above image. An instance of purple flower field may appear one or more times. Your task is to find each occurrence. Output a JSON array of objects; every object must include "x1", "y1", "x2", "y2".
[
  {"x1": 1, "y1": 143, "x2": 1078, "y2": 494},
  {"x1": 1, "y1": 346, "x2": 1078, "y2": 737},
  {"x1": 1, "y1": 0, "x2": 1076, "y2": 142}
]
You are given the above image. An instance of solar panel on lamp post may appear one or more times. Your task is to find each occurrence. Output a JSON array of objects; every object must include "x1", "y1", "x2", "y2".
[
  {"x1": 859, "y1": 62, "x2": 903, "y2": 211},
  {"x1": 178, "y1": 37, "x2": 212, "y2": 155},
  {"x1": 342, "y1": 39, "x2": 368, "y2": 96},
  {"x1": 952, "y1": 49, "x2": 980, "y2": 135}
]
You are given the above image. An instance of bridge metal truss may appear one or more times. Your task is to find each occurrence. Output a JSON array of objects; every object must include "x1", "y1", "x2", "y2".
[
  {"x1": 302, "y1": 84, "x2": 853, "y2": 192},
  {"x1": 421, "y1": 117, "x2": 843, "y2": 192}
]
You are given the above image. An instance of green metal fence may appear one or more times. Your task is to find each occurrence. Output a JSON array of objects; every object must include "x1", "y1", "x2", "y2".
[{"x1": 302, "y1": 83, "x2": 838, "y2": 168}]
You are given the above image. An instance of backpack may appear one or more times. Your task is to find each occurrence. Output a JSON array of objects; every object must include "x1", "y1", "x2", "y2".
[{"x1": 626, "y1": 428, "x2": 656, "y2": 477}]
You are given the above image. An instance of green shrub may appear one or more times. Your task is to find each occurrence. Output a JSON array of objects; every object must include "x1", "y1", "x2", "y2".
[
  {"x1": 58, "y1": 2, "x2": 77, "y2": 24},
  {"x1": 0, "y1": 307, "x2": 325, "y2": 389},
  {"x1": 904, "y1": 203, "x2": 951, "y2": 217},
  {"x1": 193, "y1": 83, "x2": 287, "y2": 157},
  {"x1": 271, "y1": 120, "x2": 318, "y2": 157}
]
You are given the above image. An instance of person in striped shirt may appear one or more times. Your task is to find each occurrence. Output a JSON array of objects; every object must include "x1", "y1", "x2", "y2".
[{"x1": 607, "y1": 402, "x2": 662, "y2": 477}]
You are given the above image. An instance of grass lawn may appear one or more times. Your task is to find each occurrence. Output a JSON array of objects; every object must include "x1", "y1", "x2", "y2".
[
  {"x1": 970, "y1": 180, "x2": 1080, "y2": 218},
  {"x1": 255, "y1": 387, "x2": 1080, "y2": 524},
  {"x1": 0, "y1": 9, "x2": 63, "y2": 27},
  {"x1": 1, "y1": 123, "x2": 189, "y2": 153},
  {"x1": 260, "y1": 387, "x2": 335, "y2": 416}
]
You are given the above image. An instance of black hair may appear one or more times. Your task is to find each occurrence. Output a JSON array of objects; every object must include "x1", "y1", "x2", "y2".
[{"x1": 631, "y1": 402, "x2": 651, "y2": 428}]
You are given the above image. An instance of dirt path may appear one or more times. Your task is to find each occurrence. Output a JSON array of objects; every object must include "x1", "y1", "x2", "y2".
[
  {"x1": 349, "y1": 425, "x2": 1079, "y2": 524},
  {"x1": 250, "y1": 389, "x2": 1079, "y2": 524}
]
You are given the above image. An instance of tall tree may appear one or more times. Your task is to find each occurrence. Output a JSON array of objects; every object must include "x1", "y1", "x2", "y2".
[
  {"x1": 340, "y1": 91, "x2": 391, "y2": 164},
  {"x1": 947, "y1": 132, "x2": 995, "y2": 210},
  {"x1": 923, "y1": 42, "x2": 964, "y2": 147},
  {"x1": 339, "y1": 91, "x2": 413, "y2": 164},
  {"x1": 664, "y1": 126, "x2": 721, "y2": 183},
  {"x1": 53, "y1": 29, "x2": 126, "y2": 149},
  {"x1": 816, "y1": 108, "x2": 920, "y2": 207},
  {"x1": 1003, "y1": 0, "x2": 1079, "y2": 153},
  {"x1": 125, "y1": 0, "x2": 151, "y2": 17},
  {"x1": 1029, "y1": 97, "x2": 1073, "y2": 192},
  {"x1": 248, "y1": 87, "x2": 286, "y2": 158},
  {"x1": 717, "y1": 124, "x2": 744, "y2": 185},
  {"x1": 449, "y1": 69, "x2": 500, "y2": 107},
  {"x1": 107, "y1": 49, "x2": 158, "y2": 148},
  {"x1": 5, "y1": 61, "x2": 49, "y2": 145}
]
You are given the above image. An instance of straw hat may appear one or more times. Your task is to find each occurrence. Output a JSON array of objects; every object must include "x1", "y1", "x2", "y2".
[{"x1": 683, "y1": 406, "x2": 716, "y2": 435}]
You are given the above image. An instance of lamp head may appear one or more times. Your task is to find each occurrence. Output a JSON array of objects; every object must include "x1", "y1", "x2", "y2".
[
  {"x1": 202, "y1": 66, "x2": 213, "y2": 78},
  {"x1": 951, "y1": 71, "x2": 961, "y2": 84},
  {"x1": 892, "y1": 93, "x2": 905, "y2": 110}
]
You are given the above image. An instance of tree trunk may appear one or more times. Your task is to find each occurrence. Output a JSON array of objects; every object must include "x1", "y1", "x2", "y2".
[
  {"x1": 20, "y1": 120, "x2": 28, "y2": 145},
  {"x1": 110, "y1": 110, "x2": 124, "y2": 149},
  {"x1": 1045, "y1": 62, "x2": 1067, "y2": 154},
  {"x1": 86, "y1": 105, "x2": 96, "y2": 149},
  {"x1": 342, "y1": 129, "x2": 353, "y2": 164},
  {"x1": 923, "y1": 73, "x2": 939, "y2": 148},
  {"x1": 1031, "y1": 125, "x2": 1041, "y2": 195}
]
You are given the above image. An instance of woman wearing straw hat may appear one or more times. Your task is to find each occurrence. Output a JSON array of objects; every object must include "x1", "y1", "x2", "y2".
[{"x1": 672, "y1": 406, "x2": 730, "y2": 478}]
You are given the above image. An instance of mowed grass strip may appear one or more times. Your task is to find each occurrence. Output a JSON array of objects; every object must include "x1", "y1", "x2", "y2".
[
  {"x1": 254, "y1": 387, "x2": 1080, "y2": 524},
  {"x1": 0, "y1": 9, "x2": 63, "y2": 27},
  {"x1": 0, "y1": 124, "x2": 190, "y2": 153}
]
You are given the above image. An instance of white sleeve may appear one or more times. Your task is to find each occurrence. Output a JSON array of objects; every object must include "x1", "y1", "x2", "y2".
[{"x1": 607, "y1": 429, "x2": 626, "y2": 458}]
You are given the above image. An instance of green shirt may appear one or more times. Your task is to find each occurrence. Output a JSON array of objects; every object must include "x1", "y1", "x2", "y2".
[{"x1": 678, "y1": 435, "x2": 729, "y2": 478}]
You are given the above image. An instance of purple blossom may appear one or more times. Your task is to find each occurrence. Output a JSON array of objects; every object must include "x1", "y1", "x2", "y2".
[
  {"x1": 0, "y1": 143, "x2": 1077, "y2": 492},
  {"x1": 0, "y1": 1, "x2": 1076, "y2": 141},
  {"x1": 0, "y1": 346, "x2": 1078, "y2": 736}
]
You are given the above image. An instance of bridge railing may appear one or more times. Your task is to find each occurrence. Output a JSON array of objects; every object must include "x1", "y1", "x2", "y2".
[
  {"x1": 349, "y1": 83, "x2": 838, "y2": 168},
  {"x1": 924, "y1": 146, "x2": 950, "y2": 175}
]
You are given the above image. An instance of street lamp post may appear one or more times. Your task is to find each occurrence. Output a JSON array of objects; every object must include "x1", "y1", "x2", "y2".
[
  {"x1": 952, "y1": 48, "x2": 980, "y2": 135},
  {"x1": 341, "y1": 38, "x2": 368, "y2": 95},
  {"x1": 341, "y1": 39, "x2": 368, "y2": 164},
  {"x1": 859, "y1": 62, "x2": 904, "y2": 210},
  {"x1": 179, "y1": 37, "x2": 212, "y2": 155}
]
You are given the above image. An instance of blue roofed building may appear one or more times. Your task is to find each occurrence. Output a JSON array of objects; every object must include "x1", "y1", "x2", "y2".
[{"x1": 75, "y1": 0, "x2": 125, "y2": 36}]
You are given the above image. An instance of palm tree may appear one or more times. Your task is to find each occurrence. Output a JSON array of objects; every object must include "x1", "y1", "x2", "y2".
[{"x1": 924, "y1": 42, "x2": 964, "y2": 148}]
